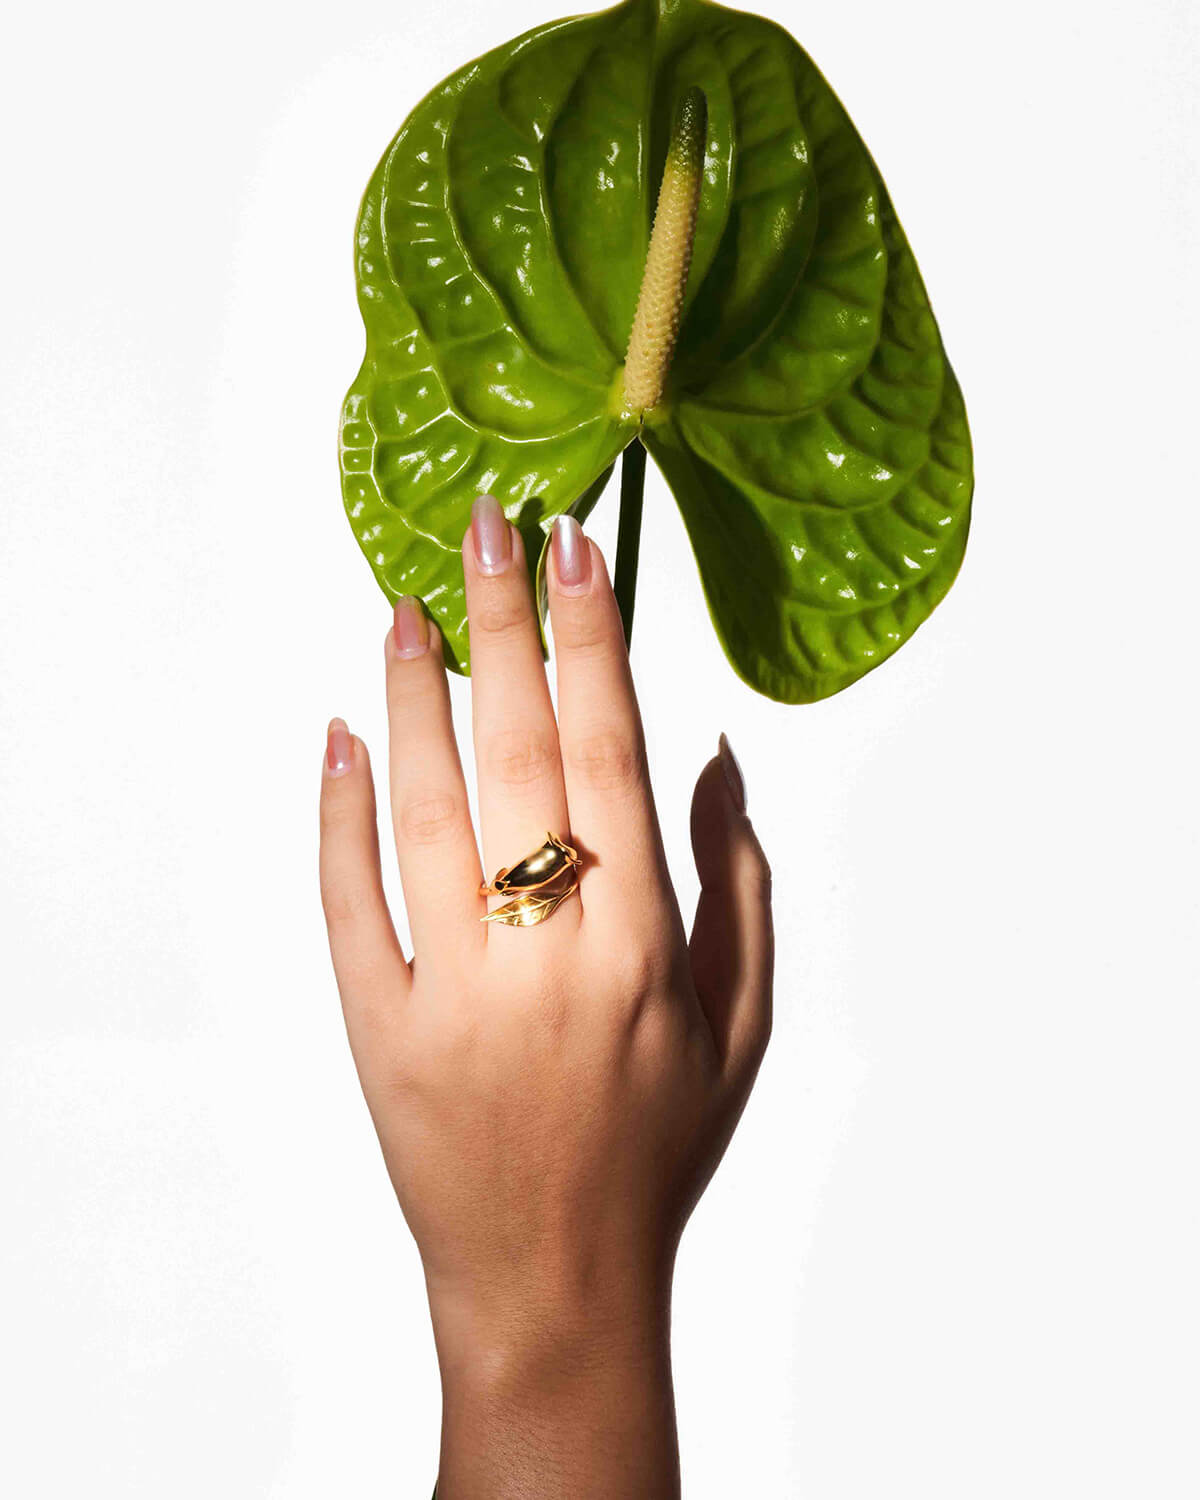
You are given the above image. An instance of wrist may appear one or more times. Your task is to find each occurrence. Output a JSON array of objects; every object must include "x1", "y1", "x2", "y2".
[
  {"x1": 429, "y1": 1264, "x2": 673, "y2": 1396},
  {"x1": 428, "y1": 1264, "x2": 679, "y2": 1500}
]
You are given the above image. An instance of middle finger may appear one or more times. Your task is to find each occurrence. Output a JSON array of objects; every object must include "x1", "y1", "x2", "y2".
[{"x1": 462, "y1": 495, "x2": 573, "y2": 924}]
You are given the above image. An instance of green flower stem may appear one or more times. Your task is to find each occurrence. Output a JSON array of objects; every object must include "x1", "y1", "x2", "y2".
[{"x1": 614, "y1": 440, "x2": 648, "y2": 645}]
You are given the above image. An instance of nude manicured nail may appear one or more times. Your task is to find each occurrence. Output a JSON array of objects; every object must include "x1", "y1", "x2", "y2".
[
  {"x1": 470, "y1": 494, "x2": 512, "y2": 574},
  {"x1": 393, "y1": 595, "x2": 430, "y2": 658},
  {"x1": 327, "y1": 718, "x2": 353, "y2": 778},
  {"x1": 718, "y1": 732, "x2": 746, "y2": 812},
  {"x1": 552, "y1": 514, "x2": 591, "y2": 591}
]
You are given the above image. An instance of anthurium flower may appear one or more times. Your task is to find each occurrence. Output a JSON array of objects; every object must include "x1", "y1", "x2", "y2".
[{"x1": 340, "y1": 0, "x2": 972, "y2": 703}]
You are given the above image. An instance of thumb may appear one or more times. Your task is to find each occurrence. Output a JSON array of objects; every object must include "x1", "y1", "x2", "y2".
[{"x1": 689, "y1": 734, "x2": 774, "y2": 1084}]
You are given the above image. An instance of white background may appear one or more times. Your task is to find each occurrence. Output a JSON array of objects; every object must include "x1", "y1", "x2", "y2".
[{"x1": 2, "y1": 0, "x2": 1196, "y2": 1494}]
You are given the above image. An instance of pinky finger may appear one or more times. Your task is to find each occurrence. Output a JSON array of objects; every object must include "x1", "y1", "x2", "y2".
[{"x1": 319, "y1": 719, "x2": 410, "y2": 1040}]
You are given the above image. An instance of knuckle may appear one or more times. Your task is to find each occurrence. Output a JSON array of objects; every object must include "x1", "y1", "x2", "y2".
[
  {"x1": 613, "y1": 938, "x2": 672, "y2": 1005},
  {"x1": 624, "y1": 987, "x2": 694, "y2": 1071},
  {"x1": 750, "y1": 853, "x2": 773, "y2": 898},
  {"x1": 321, "y1": 879, "x2": 389, "y2": 943},
  {"x1": 566, "y1": 728, "x2": 643, "y2": 793},
  {"x1": 321, "y1": 881, "x2": 367, "y2": 928},
  {"x1": 485, "y1": 725, "x2": 560, "y2": 788},
  {"x1": 628, "y1": 999, "x2": 675, "y2": 1058},
  {"x1": 398, "y1": 789, "x2": 463, "y2": 845},
  {"x1": 319, "y1": 793, "x2": 359, "y2": 840},
  {"x1": 555, "y1": 603, "x2": 614, "y2": 655},
  {"x1": 471, "y1": 588, "x2": 530, "y2": 640},
  {"x1": 739, "y1": 840, "x2": 773, "y2": 899}
]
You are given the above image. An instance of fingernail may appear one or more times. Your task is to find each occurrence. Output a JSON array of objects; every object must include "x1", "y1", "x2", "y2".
[
  {"x1": 718, "y1": 732, "x2": 746, "y2": 812},
  {"x1": 470, "y1": 494, "x2": 512, "y2": 575},
  {"x1": 552, "y1": 514, "x2": 591, "y2": 591},
  {"x1": 393, "y1": 595, "x2": 430, "y2": 658},
  {"x1": 327, "y1": 718, "x2": 353, "y2": 778}
]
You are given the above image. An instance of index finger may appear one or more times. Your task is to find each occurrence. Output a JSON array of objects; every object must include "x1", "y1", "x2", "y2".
[{"x1": 385, "y1": 598, "x2": 487, "y2": 962}]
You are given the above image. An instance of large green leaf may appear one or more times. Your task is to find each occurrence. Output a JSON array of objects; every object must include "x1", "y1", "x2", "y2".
[{"x1": 340, "y1": 0, "x2": 972, "y2": 701}]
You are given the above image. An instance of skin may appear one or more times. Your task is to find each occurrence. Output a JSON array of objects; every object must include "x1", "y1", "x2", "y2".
[{"x1": 318, "y1": 495, "x2": 773, "y2": 1498}]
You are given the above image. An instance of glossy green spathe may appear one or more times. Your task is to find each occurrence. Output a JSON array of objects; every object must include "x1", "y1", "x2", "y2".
[{"x1": 340, "y1": 0, "x2": 972, "y2": 703}]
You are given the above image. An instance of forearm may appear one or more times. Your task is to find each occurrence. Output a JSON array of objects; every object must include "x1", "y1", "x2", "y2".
[{"x1": 431, "y1": 1279, "x2": 680, "y2": 1499}]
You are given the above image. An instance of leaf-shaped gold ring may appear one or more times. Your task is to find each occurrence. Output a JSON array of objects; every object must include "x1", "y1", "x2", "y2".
[{"x1": 480, "y1": 832, "x2": 582, "y2": 926}]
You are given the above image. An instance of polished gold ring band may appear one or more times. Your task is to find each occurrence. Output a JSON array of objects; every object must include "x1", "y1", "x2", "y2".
[{"x1": 479, "y1": 832, "x2": 582, "y2": 927}]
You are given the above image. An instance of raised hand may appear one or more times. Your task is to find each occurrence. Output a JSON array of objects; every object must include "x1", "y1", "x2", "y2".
[{"x1": 319, "y1": 496, "x2": 773, "y2": 1499}]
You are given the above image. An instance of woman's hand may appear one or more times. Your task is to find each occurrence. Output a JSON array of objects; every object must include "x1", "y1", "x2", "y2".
[{"x1": 319, "y1": 495, "x2": 773, "y2": 1499}]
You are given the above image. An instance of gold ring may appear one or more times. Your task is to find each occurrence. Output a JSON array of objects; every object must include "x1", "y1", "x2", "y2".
[{"x1": 479, "y1": 832, "x2": 582, "y2": 927}]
